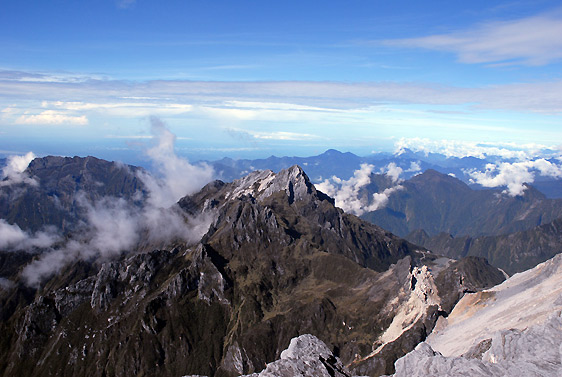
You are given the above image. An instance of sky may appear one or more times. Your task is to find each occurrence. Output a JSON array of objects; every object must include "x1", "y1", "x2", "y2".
[{"x1": 1, "y1": 0, "x2": 562, "y2": 164}]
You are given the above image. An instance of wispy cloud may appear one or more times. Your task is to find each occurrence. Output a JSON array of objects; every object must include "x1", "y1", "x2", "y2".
[
  {"x1": 19, "y1": 118, "x2": 215, "y2": 286},
  {"x1": 2, "y1": 72, "x2": 562, "y2": 114},
  {"x1": 383, "y1": 12, "x2": 562, "y2": 66},
  {"x1": 116, "y1": 0, "x2": 136, "y2": 9},
  {"x1": 250, "y1": 130, "x2": 320, "y2": 141},
  {"x1": 14, "y1": 110, "x2": 88, "y2": 126}
]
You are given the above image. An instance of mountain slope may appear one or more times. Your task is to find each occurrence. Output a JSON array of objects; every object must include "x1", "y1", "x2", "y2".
[
  {"x1": 361, "y1": 169, "x2": 562, "y2": 238},
  {"x1": 409, "y1": 217, "x2": 562, "y2": 274},
  {"x1": 389, "y1": 253, "x2": 562, "y2": 376}
]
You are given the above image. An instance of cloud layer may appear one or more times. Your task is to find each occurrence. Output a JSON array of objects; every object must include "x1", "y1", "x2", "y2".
[{"x1": 394, "y1": 138, "x2": 554, "y2": 160}]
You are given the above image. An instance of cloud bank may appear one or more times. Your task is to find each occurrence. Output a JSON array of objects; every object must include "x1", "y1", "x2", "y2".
[{"x1": 394, "y1": 137, "x2": 553, "y2": 160}]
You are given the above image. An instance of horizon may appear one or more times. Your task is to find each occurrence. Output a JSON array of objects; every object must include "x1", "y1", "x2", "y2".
[{"x1": 2, "y1": 1, "x2": 562, "y2": 163}]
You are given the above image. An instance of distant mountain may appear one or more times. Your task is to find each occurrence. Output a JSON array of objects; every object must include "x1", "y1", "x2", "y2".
[
  {"x1": 0, "y1": 163, "x2": 505, "y2": 377},
  {"x1": 205, "y1": 149, "x2": 562, "y2": 202},
  {"x1": 209, "y1": 149, "x2": 364, "y2": 183},
  {"x1": 389, "y1": 253, "x2": 562, "y2": 377},
  {"x1": 361, "y1": 169, "x2": 562, "y2": 238},
  {"x1": 0, "y1": 156, "x2": 144, "y2": 232},
  {"x1": 408, "y1": 217, "x2": 562, "y2": 275},
  {"x1": 207, "y1": 149, "x2": 465, "y2": 186}
]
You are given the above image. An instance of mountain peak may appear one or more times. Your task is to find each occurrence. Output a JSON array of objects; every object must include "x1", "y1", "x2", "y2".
[
  {"x1": 409, "y1": 169, "x2": 471, "y2": 192},
  {"x1": 225, "y1": 165, "x2": 317, "y2": 203},
  {"x1": 321, "y1": 148, "x2": 343, "y2": 156}
]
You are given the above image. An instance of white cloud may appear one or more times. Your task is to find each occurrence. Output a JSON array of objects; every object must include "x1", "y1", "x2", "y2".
[
  {"x1": 394, "y1": 137, "x2": 553, "y2": 160},
  {"x1": 316, "y1": 163, "x2": 403, "y2": 215},
  {"x1": 19, "y1": 118, "x2": 215, "y2": 287},
  {"x1": 15, "y1": 110, "x2": 88, "y2": 125},
  {"x1": 116, "y1": 0, "x2": 136, "y2": 9},
  {"x1": 138, "y1": 116, "x2": 214, "y2": 208},
  {"x1": 46, "y1": 100, "x2": 193, "y2": 117},
  {"x1": 0, "y1": 152, "x2": 38, "y2": 187},
  {"x1": 381, "y1": 162, "x2": 403, "y2": 183},
  {"x1": 250, "y1": 130, "x2": 320, "y2": 141},
  {"x1": 370, "y1": 185, "x2": 403, "y2": 211},
  {"x1": 3, "y1": 71, "x2": 562, "y2": 115},
  {"x1": 467, "y1": 158, "x2": 562, "y2": 196},
  {"x1": 0, "y1": 219, "x2": 60, "y2": 250},
  {"x1": 383, "y1": 13, "x2": 562, "y2": 66},
  {"x1": 406, "y1": 161, "x2": 422, "y2": 173}
]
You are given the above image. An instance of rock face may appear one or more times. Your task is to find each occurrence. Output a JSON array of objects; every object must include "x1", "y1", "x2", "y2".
[
  {"x1": 0, "y1": 163, "x2": 506, "y2": 377},
  {"x1": 388, "y1": 254, "x2": 562, "y2": 377}
]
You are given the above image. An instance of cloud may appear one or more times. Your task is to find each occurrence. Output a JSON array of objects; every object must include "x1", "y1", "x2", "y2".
[
  {"x1": 383, "y1": 13, "x2": 562, "y2": 66},
  {"x1": 394, "y1": 137, "x2": 552, "y2": 160},
  {"x1": 381, "y1": 162, "x2": 403, "y2": 183},
  {"x1": 248, "y1": 130, "x2": 320, "y2": 141},
  {"x1": 20, "y1": 118, "x2": 215, "y2": 287},
  {"x1": 370, "y1": 186, "x2": 403, "y2": 211},
  {"x1": 316, "y1": 163, "x2": 403, "y2": 215},
  {"x1": 116, "y1": 0, "x2": 136, "y2": 9},
  {"x1": 46, "y1": 100, "x2": 193, "y2": 117},
  {"x1": 20, "y1": 194, "x2": 213, "y2": 287},
  {"x1": 467, "y1": 158, "x2": 562, "y2": 196},
  {"x1": 0, "y1": 277, "x2": 15, "y2": 290},
  {"x1": 0, "y1": 152, "x2": 38, "y2": 187},
  {"x1": 406, "y1": 161, "x2": 422, "y2": 173},
  {"x1": 14, "y1": 110, "x2": 88, "y2": 125},
  {"x1": 0, "y1": 219, "x2": 60, "y2": 250},
  {"x1": 4, "y1": 70, "x2": 562, "y2": 115},
  {"x1": 138, "y1": 116, "x2": 214, "y2": 208}
]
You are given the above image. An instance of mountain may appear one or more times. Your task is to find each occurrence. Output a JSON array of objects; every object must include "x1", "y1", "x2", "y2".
[
  {"x1": 207, "y1": 149, "x2": 457, "y2": 186},
  {"x1": 0, "y1": 155, "x2": 144, "y2": 232},
  {"x1": 209, "y1": 149, "x2": 364, "y2": 183},
  {"x1": 361, "y1": 169, "x2": 562, "y2": 238},
  {"x1": 389, "y1": 253, "x2": 562, "y2": 377},
  {"x1": 408, "y1": 217, "x2": 562, "y2": 275},
  {"x1": 0, "y1": 163, "x2": 505, "y2": 377}
]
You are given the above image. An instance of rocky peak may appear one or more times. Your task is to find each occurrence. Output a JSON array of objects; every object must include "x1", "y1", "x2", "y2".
[{"x1": 225, "y1": 165, "x2": 318, "y2": 203}]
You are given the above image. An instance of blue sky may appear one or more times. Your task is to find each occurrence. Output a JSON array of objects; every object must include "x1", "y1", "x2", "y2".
[{"x1": 1, "y1": 0, "x2": 562, "y2": 163}]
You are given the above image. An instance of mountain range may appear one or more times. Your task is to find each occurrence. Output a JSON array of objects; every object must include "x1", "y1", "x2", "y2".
[
  {"x1": 0, "y1": 156, "x2": 508, "y2": 377},
  {"x1": 1, "y1": 152, "x2": 561, "y2": 376},
  {"x1": 204, "y1": 149, "x2": 562, "y2": 199}
]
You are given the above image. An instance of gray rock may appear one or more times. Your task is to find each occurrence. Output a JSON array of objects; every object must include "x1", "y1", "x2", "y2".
[{"x1": 246, "y1": 334, "x2": 351, "y2": 377}]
